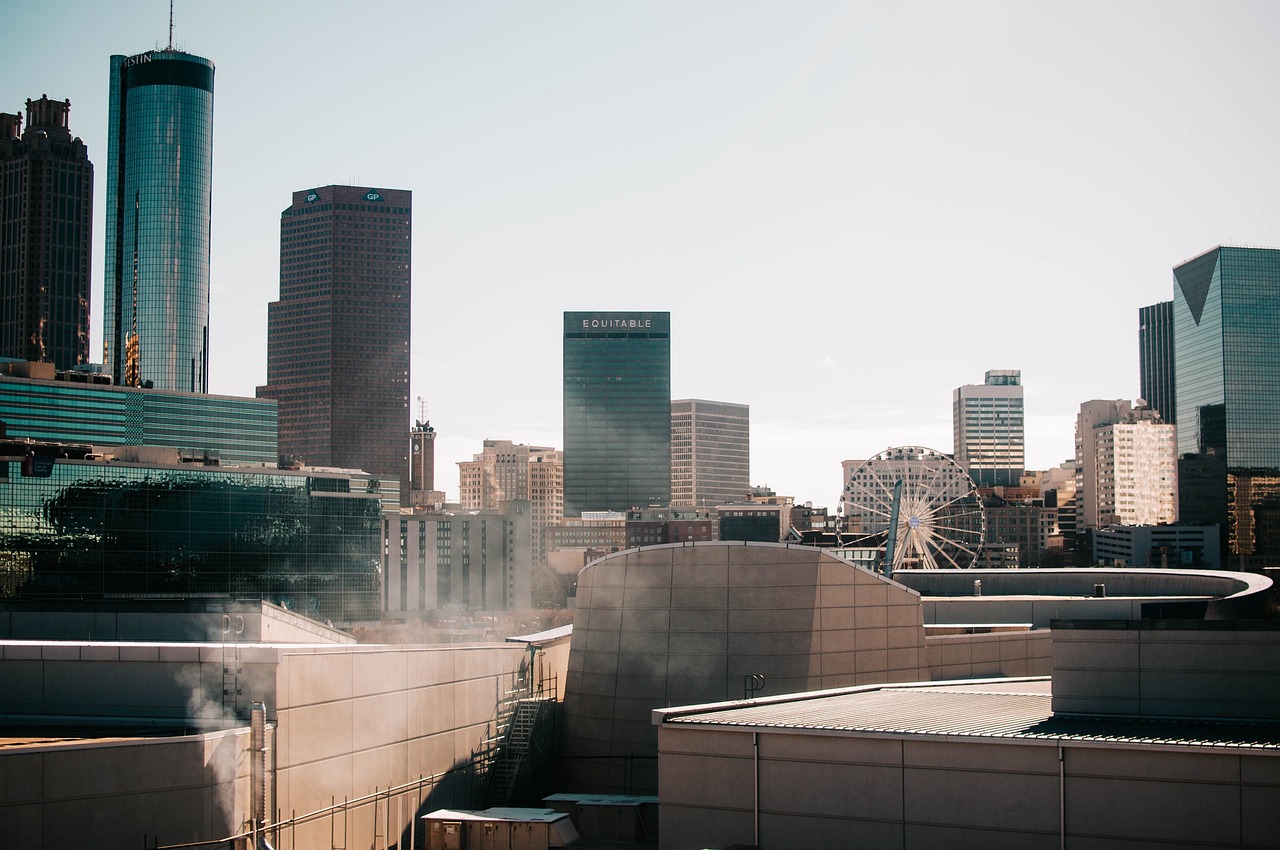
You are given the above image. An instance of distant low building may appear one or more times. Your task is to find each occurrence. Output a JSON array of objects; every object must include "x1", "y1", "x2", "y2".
[{"x1": 1093, "y1": 524, "x2": 1220, "y2": 569}]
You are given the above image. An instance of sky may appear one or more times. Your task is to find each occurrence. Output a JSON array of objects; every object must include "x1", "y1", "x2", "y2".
[{"x1": 4, "y1": 1, "x2": 1279, "y2": 507}]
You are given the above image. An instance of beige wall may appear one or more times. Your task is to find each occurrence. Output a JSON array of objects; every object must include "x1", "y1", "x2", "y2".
[
  {"x1": 561, "y1": 542, "x2": 928, "y2": 794},
  {"x1": 926, "y1": 630, "x2": 1052, "y2": 679},
  {"x1": 658, "y1": 726, "x2": 1280, "y2": 850},
  {"x1": 0, "y1": 729, "x2": 251, "y2": 850}
]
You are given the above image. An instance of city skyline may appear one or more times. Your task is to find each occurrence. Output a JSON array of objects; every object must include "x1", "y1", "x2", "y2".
[{"x1": 3, "y1": 3, "x2": 1279, "y2": 505}]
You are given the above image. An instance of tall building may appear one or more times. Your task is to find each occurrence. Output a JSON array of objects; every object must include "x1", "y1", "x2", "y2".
[
  {"x1": 1173, "y1": 245, "x2": 1280, "y2": 565},
  {"x1": 457, "y1": 439, "x2": 563, "y2": 564},
  {"x1": 1075, "y1": 400, "x2": 1177, "y2": 531},
  {"x1": 1138, "y1": 300, "x2": 1175, "y2": 426},
  {"x1": 103, "y1": 49, "x2": 215, "y2": 392},
  {"x1": 670, "y1": 398, "x2": 750, "y2": 507},
  {"x1": 953, "y1": 369, "x2": 1025, "y2": 487},
  {"x1": 0, "y1": 97, "x2": 93, "y2": 370},
  {"x1": 257, "y1": 186, "x2": 412, "y2": 501},
  {"x1": 563, "y1": 311, "x2": 671, "y2": 515}
]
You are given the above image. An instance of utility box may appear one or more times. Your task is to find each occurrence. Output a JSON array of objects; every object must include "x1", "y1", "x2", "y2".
[{"x1": 423, "y1": 808, "x2": 579, "y2": 850}]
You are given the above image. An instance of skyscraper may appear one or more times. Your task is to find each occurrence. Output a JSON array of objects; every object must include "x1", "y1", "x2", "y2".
[
  {"x1": 457, "y1": 439, "x2": 563, "y2": 564},
  {"x1": 1138, "y1": 300, "x2": 1175, "y2": 426},
  {"x1": 1173, "y1": 245, "x2": 1280, "y2": 565},
  {"x1": 103, "y1": 49, "x2": 215, "y2": 391},
  {"x1": 953, "y1": 369, "x2": 1025, "y2": 487},
  {"x1": 0, "y1": 97, "x2": 93, "y2": 369},
  {"x1": 258, "y1": 185, "x2": 412, "y2": 500},
  {"x1": 670, "y1": 398, "x2": 750, "y2": 507},
  {"x1": 563, "y1": 311, "x2": 671, "y2": 515}
]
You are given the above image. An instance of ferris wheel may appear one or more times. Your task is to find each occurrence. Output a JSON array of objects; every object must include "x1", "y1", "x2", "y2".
[{"x1": 840, "y1": 446, "x2": 985, "y2": 570}]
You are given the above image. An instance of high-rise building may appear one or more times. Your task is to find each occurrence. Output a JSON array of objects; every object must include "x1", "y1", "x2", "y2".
[
  {"x1": 457, "y1": 439, "x2": 563, "y2": 564},
  {"x1": 953, "y1": 369, "x2": 1025, "y2": 487},
  {"x1": 1075, "y1": 400, "x2": 1177, "y2": 531},
  {"x1": 670, "y1": 398, "x2": 750, "y2": 507},
  {"x1": 563, "y1": 311, "x2": 671, "y2": 515},
  {"x1": 257, "y1": 186, "x2": 412, "y2": 501},
  {"x1": 103, "y1": 49, "x2": 215, "y2": 391},
  {"x1": 1138, "y1": 300, "x2": 1175, "y2": 427},
  {"x1": 1173, "y1": 246, "x2": 1280, "y2": 565},
  {"x1": 0, "y1": 97, "x2": 93, "y2": 371}
]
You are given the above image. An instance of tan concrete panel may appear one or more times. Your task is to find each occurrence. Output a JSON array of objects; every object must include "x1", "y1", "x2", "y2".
[
  {"x1": 659, "y1": 727, "x2": 755, "y2": 758},
  {"x1": 352, "y1": 649, "x2": 408, "y2": 697},
  {"x1": 588, "y1": 586, "x2": 624, "y2": 608},
  {"x1": 939, "y1": 639, "x2": 973, "y2": 666},
  {"x1": 905, "y1": 740, "x2": 1056, "y2": 773},
  {"x1": 1241, "y1": 784, "x2": 1280, "y2": 848},
  {"x1": 621, "y1": 607, "x2": 671, "y2": 632},
  {"x1": 727, "y1": 606, "x2": 815, "y2": 632},
  {"x1": 581, "y1": 651, "x2": 620, "y2": 675},
  {"x1": 855, "y1": 583, "x2": 889, "y2": 607},
  {"x1": 286, "y1": 652, "x2": 353, "y2": 707},
  {"x1": 351, "y1": 743, "x2": 410, "y2": 793},
  {"x1": 622, "y1": 585, "x2": 673, "y2": 609},
  {"x1": 584, "y1": 627, "x2": 622, "y2": 653},
  {"x1": 666, "y1": 675, "x2": 733, "y2": 704},
  {"x1": 0, "y1": 751, "x2": 43, "y2": 804},
  {"x1": 0, "y1": 803, "x2": 39, "y2": 847},
  {"x1": 660, "y1": 806, "x2": 756, "y2": 850},
  {"x1": 660, "y1": 752, "x2": 753, "y2": 808},
  {"x1": 583, "y1": 560, "x2": 627, "y2": 587},
  {"x1": 858, "y1": 605, "x2": 888, "y2": 629},
  {"x1": 887, "y1": 603, "x2": 923, "y2": 627},
  {"x1": 1068, "y1": 746, "x2": 1240, "y2": 783},
  {"x1": 763, "y1": 759, "x2": 902, "y2": 819},
  {"x1": 728, "y1": 584, "x2": 818, "y2": 611},
  {"x1": 819, "y1": 628, "x2": 857, "y2": 654},
  {"x1": 905, "y1": 766, "x2": 1058, "y2": 832},
  {"x1": 818, "y1": 582, "x2": 857, "y2": 609},
  {"x1": 818, "y1": 606, "x2": 855, "y2": 631},
  {"x1": 615, "y1": 674, "x2": 669, "y2": 699},
  {"x1": 672, "y1": 559, "x2": 728, "y2": 587},
  {"x1": 283, "y1": 699, "x2": 355, "y2": 765},
  {"x1": 624, "y1": 547, "x2": 676, "y2": 568},
  {"x1": 728, "y1": 630, "x2": 814, "y2": 656},
  {"x1": 905, "y1": 823, "x2": 1057, "y2": 850},
  {"x1": 1064, "y1": 774, "x2": 1240, "y2": 845},
  {"x1": 854, "y1": 649, "x2": 888, "y2": 674},
  {"x1": 669, "y1": 586, "x2": 729, "y2": 610},
  {"x1": 666, "y1": 654, "x2": 723, "y2": 678},
  {"x1": 617, "y1": 651, "x2": 669, "y2": 678},
  {"x1": 352, "y1": 691, "x2": 408, "y2": 751},
  {"x1": 668, "y1": 631, "x2": 728, "y2": 656}
]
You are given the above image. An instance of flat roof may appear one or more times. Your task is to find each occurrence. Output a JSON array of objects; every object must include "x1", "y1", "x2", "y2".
[{"x1": 654, "y1": 679, "x2": 1280, "y2": 751}]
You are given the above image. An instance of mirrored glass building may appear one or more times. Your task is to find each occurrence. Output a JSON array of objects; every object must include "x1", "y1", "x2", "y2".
[
  {"x1": 563, "y1": 312, "x2": 671, "y2": 515},
  {"x1": 103, "y1": 49, "x2": 214, "y2": 392},
  {"x1": 1174, "y1": 245, "x2": 1280, "y2": 566}
]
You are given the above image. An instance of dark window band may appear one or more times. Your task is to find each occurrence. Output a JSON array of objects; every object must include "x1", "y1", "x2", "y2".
[{"x1": 124, "y1": 60, "x2": 214, "y2": 93}]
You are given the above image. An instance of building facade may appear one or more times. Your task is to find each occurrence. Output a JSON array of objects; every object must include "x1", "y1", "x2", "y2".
[
  {"x1": 457, "y1": 440, "x2": 563, "y2": 564},
  {"x1": 258, "y1": 186, "x2": 412, "y2": 501},
  {"x1": 1138, "y1": 300, "x2": 1175, "y2": 426},
  {"x1": 1093, "y1": 524, "x2": 1220, "y2": 568},
  {"x1": 1076, "y1": 400, "x2": 1177, "y2": 531},
  {"x1": 562, "y1": 311, "x2": 670, "y2": 515},
  {"x1": 0, "y1": 369, "x2": 277, "y2": 465},
  {"x1": 0, "y1": 441, "x2": 386, "y2": 622},
  {"x1": 0, "y1": 97, "x2": 93, "y2": 370},
  {"x1": 953, "y1": 369, "x2": 1025, "y2": 487},
  {"x1": 382, "y1": 501, "x2": 532, "y2": 615},
  {"x1": 103, "y1": 49, "x2": 215, "y2": 392},
  {"x1": 670, "y1": 398, "x2": 749, "y2": 507},
  {"x1": 1174, "y1": 246, "x2": 1280, "y2": 566}
]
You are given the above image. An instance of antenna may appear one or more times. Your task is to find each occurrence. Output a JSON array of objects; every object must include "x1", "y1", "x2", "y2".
[{"x1": 168, "y1": 0, "x2": 174, "y2": 50}]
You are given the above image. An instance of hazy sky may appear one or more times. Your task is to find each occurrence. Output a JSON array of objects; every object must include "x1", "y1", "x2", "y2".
[{"x1": 4, "y1": 2, "x2": 1279, "y2": 506}]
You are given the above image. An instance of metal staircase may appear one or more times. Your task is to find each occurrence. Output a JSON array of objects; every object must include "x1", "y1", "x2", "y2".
[{"x1": 474, "y1": 673, "x2": 558, "y2": 808}]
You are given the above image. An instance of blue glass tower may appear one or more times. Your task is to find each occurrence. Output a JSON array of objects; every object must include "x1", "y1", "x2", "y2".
[
  {"x1": 1173, "y1": 246, "x2": 1280, "y2": 565},
  {"x1": 563, "y1": 311, "x2": 671, "y2": 515},
  {"x1": 104, "y1": 49, "x2": 214, "y2": 392}
]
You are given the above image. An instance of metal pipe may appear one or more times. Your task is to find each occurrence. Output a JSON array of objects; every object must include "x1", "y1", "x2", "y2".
[
  {"x1": 753, "y1": 732, "x2": 760, "y2": 846},
  {"x1": 1059, "y1": 742, "x2": 1065, "y2": 850}
]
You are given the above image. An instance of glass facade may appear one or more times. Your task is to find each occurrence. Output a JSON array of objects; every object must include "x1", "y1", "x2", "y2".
[
  {"x1": 0, "y1": 456, "x2": 383, "y2": 622},
  {"x1": 104, "y1": 50, "x2": 214, "y2": 392},
  {"x1": 1174, "y1": 246, "x2": 1280, "y2": 564},
  {"x1": 0, "y1": 375, "x2": 277, "y2": 464},
  {"x1": 563, "y1": 312, "x2": 671, "y2": 515},
  {"x1": 1138, "y1": 300, "x2": 1175, "y2": 425}
]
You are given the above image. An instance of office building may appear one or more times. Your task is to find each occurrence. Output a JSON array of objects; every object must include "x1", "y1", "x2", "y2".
[
  {"x1": 1174, "y1": 246, "x2": 1280, "y2": 566},
  {"x1": 953, "y1": 369, "x2": 1025, "y2": 486},
  {"x1": 1075, "y1": 400, "x2": 1177, "y2": 531},
  {"x1": 258, "y1": 186, "x2": 412, "y2": 501},
  {"x1": 562, "y1": 311, "x2": 670, "y2": 515},
  {"x1": 0, "y1": 367, "x2": 277, "y2": 465},
  {"x1": 670, "y1": 398, "x2": 750, "y2": 507},
  {"x1": 103, "y1": 49, "x2": 215, "y2": 392},
  {"x1": 458, "y1": 440, "x2": 562, "y2": 564},
  {"x1": 382, "y1": 501, "x2": 532, "y2": 615},
  {"x1": 408, "y1": 417, "x2": 443, "y2": 510},
  {"x1": 0, "y1": 97, "x2": 93, "y2": 370},
  {"x1": 1093, "y1": 524, "x2": 1220, "y2": 568},
  {"x1": 0, "y1": 440, "x2": 387, "y2": 622},
  {"x1": 1138, "y1": 300, "x2": 1175, "y2": 426}
]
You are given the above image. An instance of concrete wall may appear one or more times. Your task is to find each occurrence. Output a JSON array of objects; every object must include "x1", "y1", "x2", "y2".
[
  {"x1": 1051, "y1": 621, "x2": 1280, "y2": 719},
  {"x1": 0, "y1": 728, "x2": 251, "y2": 849},
  {"x1": 561, "y1": 542, "x2": 928, "y2": 794},
  {"x1": 657, "y1": 726, "x2": 1280, "y2": 850},
  {"x1": 925, "y1": 630, "x2": 1052, "y2": 679}
]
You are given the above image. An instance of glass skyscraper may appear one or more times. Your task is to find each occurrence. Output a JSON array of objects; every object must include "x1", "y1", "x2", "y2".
[
  {"x1": 1174, "y1": 246, "x2": 1280, "y2": 565},
  {"x1": 563, "y1": 311, "x2": 671, "y2": 515},
  {"x1": 103, "y1": 49, "x2": 214, "y2": 392},
  {"x1": 1138, "y1": 300, "x2": 1175, "y2": 426},
  {"x1": 953, "y1": 369, "x2": 1025, "y2": 487}
]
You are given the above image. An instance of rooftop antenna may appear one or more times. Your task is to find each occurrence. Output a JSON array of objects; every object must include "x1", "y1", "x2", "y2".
[{"x1": 168, "y1": 0, "x2": 174, "y2": 50}]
